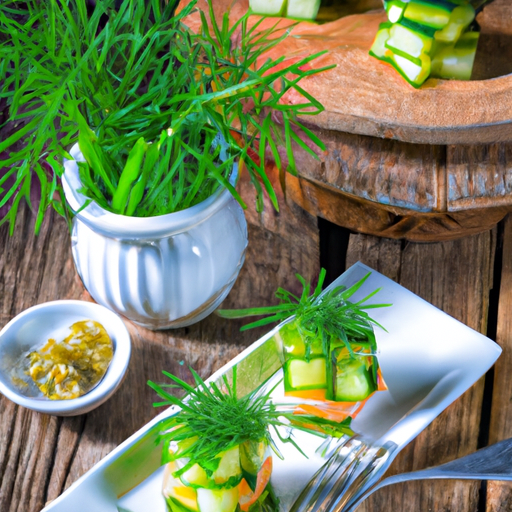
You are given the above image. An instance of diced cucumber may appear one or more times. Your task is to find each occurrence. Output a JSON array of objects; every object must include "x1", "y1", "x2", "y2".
[
  {"x1": 279, "y1": 322, "x2": 323, "y2": 358},
  {"x1": 279, "y1": 323, "x2": 306, "y2": 357},
  {"x1": 249, "y1": 0, "x2": 287, "y2": 16},
  {"x1": 240, "y1": 439, "x2": 268, "y2": 491},
  {"x1": 180, "y1": 464, "x2": 209, "y2": 489},
  {"x1": 431, "y1": 31, "x2": 479, "y2": 80},
  {"x1": 167, "y1": 497, "x2": 198, "y2": 512},
  {"x1": 240, "y1": 439, "x2": 267, "y2": 476},
  {"x1": 369, "y1": 23, "x2": 392, "y2": 59},
  {"x1": 164, "y1": 464, "x2": 200, "y2": 512},
  {"x1": 176, "y1": 437, "x2": 199, "y2": 456},
  {"x1": 386, "y1": 22, "x2": 434, "y2": 60},
  {"x1": 389, "y1": 51, "x2": 431, "y2": 87},
  {"x1": 434, "y1": 4, "x2": 475, "y2": 43},
  {"x1": 335, "y1": 358, "x2": 375, "y2": 401},
  {"x1": 285, "y1": 357, "x2": 327, "y2": 390},
  {"x1": 197, "y1": 487, "x2": 239, "y2": 512},
  {"x1": 403, "y1": 0, "x2": 454, "y2": 30},
  {"x1": 385, "y1": 0, "x2": 407, "y2": 23},
  {"x1": 286, "y1": 0, "x2": 321, "y2": 20},
  {"x1": 212, "y1": 447, "x2": 242, "y2": 487}
]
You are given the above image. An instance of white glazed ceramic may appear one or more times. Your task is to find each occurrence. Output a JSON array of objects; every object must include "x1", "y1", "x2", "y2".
[
  {"x1": 62, "y1": 144, "x2": 248, "y2": 330},
  {"x1": 0, "y1": 300, "x2": 131, "y2": 416},
  {"x1": 41, "y1": 262, "x2": 501, "y2": 512}
]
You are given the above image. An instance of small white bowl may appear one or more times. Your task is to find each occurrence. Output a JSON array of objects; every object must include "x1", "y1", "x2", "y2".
[{"x1": 0, "y1": 300, "x2": 131, "y2": 416}]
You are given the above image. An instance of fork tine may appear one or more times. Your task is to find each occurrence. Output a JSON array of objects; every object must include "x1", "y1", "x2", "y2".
[
  {"x1": 291, "y1": 437, "x2": 398, "y2": 512},
  {"x1": 290, "y1": 436, "x2": 364, "y2": 512}
]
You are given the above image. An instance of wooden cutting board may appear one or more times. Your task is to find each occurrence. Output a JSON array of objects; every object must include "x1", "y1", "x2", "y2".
[{"x1": 180, "y1": 0, "x2": 512, "y2": 145}]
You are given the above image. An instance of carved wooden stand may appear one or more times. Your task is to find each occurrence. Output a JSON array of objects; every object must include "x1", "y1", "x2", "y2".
[{"x1": 280, "y1": 0, "x2": 512, "y2": 241}]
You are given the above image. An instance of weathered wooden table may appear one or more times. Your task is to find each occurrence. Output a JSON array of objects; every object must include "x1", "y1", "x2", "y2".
[{"x1": 1, "y1": 173, "x2": 512, "y2": 512}]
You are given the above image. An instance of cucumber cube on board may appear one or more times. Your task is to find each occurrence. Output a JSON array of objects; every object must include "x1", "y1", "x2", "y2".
[
  {"x1": 249, "y1": 0, "x2": 287, "y2": 16},
  {"x1": 431, "y1": 31, "x2": 479, "y2": 80},
  {"x1": 386, "y1": 21, "x2": 434, "y2": 60},
  {"x1": 434, "y1": 4, "x2": 475, "y2": 43},
  {"x1": 385, "y1": 0, "x2": 408, "y2": 23},
  {"x1": 403, "y1": 0, "x2": 455, "y2": 29},
  {"x1": 286, "y1": 0, "x2": 321, "y2": 20},
  {"x1": 370, "y1": 0, "x2": 479, "y2": 87},
  {"x1": 390, "y1": 52, "x2": 431, "y2": 86},
  {"x1": 370, "y1": 23, "x2": 392, "y2": 59}
]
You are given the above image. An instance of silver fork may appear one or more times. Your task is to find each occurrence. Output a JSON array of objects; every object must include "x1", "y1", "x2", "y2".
[
  {"x1": 343, "y1": 436, "x2": 512, "y2": 512},
  {"x1": 291, "y1": 436, "x2": 512, "y2": 512},
  {"x1": 290, "y1": 436, "x2": 398, "y2": 512}
]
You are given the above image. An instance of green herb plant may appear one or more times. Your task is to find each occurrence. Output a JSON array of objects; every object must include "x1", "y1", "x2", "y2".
[
  {"x1": 148, "y1": 365, "x2": 353, "y2": 477},
  {"x1": 217, "y1": 269, "x2": 391, "y2": 360},
  {"x1": 0, "y1": 0, "x2": 333, "y2": 234}
]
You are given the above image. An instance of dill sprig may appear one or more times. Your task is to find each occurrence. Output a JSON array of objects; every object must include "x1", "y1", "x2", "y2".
[
  {"x1": 0, "y1": 0, "x2": 333, "y2": 234},
  {"x1": 148, "y1": 366, "x2": 352, "y2": 476},
  {"x1": 217, "y1": 269, "x2": 391, "y2": 359}
]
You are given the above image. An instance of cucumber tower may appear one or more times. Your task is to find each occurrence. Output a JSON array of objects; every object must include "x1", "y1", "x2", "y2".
[
  {"x1": 149, "y1": 367, "x2": 354, "y2": 512},
  {"x1": 370, "y1": 0, "x2": 482, "y2": 87},
  {"x1": 161, "y1": 437, "x2": 272, "y2": 512},
  {"x1": 218, "y1": 270, "x2": 390, "y2": 424}
]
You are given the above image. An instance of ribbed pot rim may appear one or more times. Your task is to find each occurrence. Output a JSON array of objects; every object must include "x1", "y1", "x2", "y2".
[{"x1": 62, "y1": 143, "x2": 238, "y2": 239}]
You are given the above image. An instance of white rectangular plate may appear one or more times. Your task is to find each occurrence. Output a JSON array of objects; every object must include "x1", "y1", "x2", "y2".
[{"x1": 43, "y1": 262, "x2": 501, "y2": 512}]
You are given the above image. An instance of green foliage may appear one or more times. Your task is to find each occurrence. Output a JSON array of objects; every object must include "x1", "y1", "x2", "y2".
[
  {"x1": 217, "y1": 270, "x2": 391, "y2": 358},
  {"x1": 148, "y1": 366, "x2": 352, "y2": 476},
  {"x1": 0, "y1": 0, "x2": 333, "y2": 233}
]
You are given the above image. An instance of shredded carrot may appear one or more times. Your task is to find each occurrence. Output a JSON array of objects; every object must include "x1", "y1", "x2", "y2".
[
  {"x1": 292, "y1": 392, "x2": 375, "y2": 422},
  {"x1": 377, "y1": 368, "x2": 388, "y2": 391},
  {"x1": 285, "y1": 388, "x2": 327, "y2": 400},
  {"x1": 238, "y1": 457, "x2": 272, "y2": 512}
]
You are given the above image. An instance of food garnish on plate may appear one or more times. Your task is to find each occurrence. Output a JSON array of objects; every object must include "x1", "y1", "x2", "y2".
[
  {"x1": 218, "y1": 270, "x2": 390, "y2": 426},
  {"x1": 148, "y1": 367, "x2": 352, "y2": 512}
]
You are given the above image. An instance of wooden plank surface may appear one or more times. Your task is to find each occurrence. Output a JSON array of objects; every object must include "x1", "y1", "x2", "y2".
[
  {"x1": 487, "y1": 214, "x2": 512, "y2": 511},
  {"x1": 0, "y1": 187, "x2": 505, "y2": 511},
  {"x1": 346, "y1": 229, "x2": 496, "y2": 511},
  {"x1": 0, "y1": 171, "x2": 320, "y2": 511}
]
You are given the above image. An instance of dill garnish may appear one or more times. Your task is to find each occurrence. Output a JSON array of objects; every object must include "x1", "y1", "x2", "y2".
[
  {"x1": 0, "y1": 0, "x2": 334, "y2": 233},
  {"x1": 148, "y1": 366, "x2": 352, "y2": 476},
  {"x1": 217, "y1": 269, "x2": 391, "y2": 359}
]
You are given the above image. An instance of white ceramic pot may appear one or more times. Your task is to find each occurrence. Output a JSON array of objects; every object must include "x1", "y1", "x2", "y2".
[{"x1": 62, "y1": 145, "x2": 248, "y2": 330}]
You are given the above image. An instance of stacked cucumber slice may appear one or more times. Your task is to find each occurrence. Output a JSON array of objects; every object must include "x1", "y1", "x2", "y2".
[
  {"x1": 370, "y1": 0, "x2": 480, "y2": 87},
  {"x1": 163, "y1": 440, "x2": 272, "y2": 512},
  {"x1": 278, "y1": 320, "x2": 380, "y2": 403},
  {"x1": 151, "y1": 358, "x2": 379, "y2": 512},
  {"x1": 218, "y1": 269, "x2": 390, "y2": 430},
  {"x1": 249, "y1": 0, "x2": 321, "y2": 20}
]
